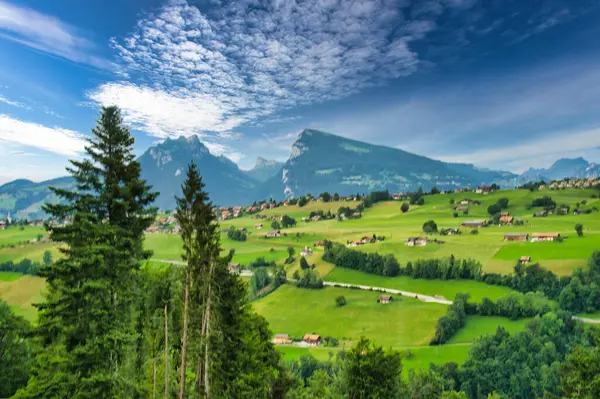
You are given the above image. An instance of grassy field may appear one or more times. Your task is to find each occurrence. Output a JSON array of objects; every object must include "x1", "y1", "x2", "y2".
[
  {"x1": 0, "y1": 226, "x2": 46, "y2": 247},
  {"x1": 324, "y1": 268, "x2": 515, "y2": 302},
  {"x1": 0, "y1": 272, "x2": 44, "y2": 322},
  {"x1": 0, "y1": 241, "x2": 61, "y2": 263},
  {"x1": 447, "y1": 316, "x2": 530, "y2": 344},
  {"x1": 275, "y1": 344, "x2": 472, "y2": 373},
  {"x1": 254, "y1": 284, "x2": 447, "y2": 348}
]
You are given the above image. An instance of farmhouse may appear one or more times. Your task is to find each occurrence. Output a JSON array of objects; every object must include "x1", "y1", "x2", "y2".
[
  {"x1": 265, "y1": 230, "x2": 281, "y2": 238},
  {"x1": 499, "y1": 215, "x2": 514, "y2": 225},
  {"x1": 378, "y1": 295, "x2": 393, "y2": 304},
  {"x1": 228, "y1": 263, "x2": 241, "y2": 274},
  {"x1": 504, "y1": 233, "x2": 529, "y2": 242},
  {"x1": 352, "y1": 212, "x2": 362, "y2": 218},
  {"x1": 531, "y1": 232, "x2": 560, "y2": 242},
  {"x1": 405, "y1": 237, "x2": 428, "y2": 246},
  {"x1": 314, "y1": 241, "x2": 325, "y2": 247},
  {"x1": 520, "y1": 256, "x2": 531, "y2": 264},
  {"x1": 455, "y1": 205, "x2": 468, "y2": 211},
  {"x1": 272, "y1": 334, "x2": 292, "y2": 345},
  {"x1": 347, "y1": 240, "x2": 364, "y2": 247},
  {"x1": 460, "y1": 199, "x2": 473, "y2": 205},
  {"x1": 534, "y1": 210, "x2": 549, "y2": 217},
  {"x1": 303, "y1": 334, "x2": 321, "y2": 346},
  {"x1": 573, "y1": 209, "x2": 587, "y2": 215},
  {"x1": 254, "y1": 223, "x2": 263, "y2": 229},
  {"x1": 0, "y1": 221, "x2": 5, "y2": 230},
  {"x1": 461, "y1": 220, "x2": 487, "y2": 228}
]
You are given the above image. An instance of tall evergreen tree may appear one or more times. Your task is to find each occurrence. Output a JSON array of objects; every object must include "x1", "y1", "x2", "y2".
[{"x1": 16, "y1": 106, "x2": 157, "y2": 398}]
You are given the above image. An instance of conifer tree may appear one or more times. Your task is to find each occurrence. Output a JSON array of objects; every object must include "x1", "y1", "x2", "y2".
[{"x1": 16, "y1": 106, "x2": 157, "y2": 398}]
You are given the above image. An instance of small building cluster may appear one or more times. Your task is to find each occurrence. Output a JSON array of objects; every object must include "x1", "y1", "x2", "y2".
[
  {"x1": 378, "y1": 295, "x2": 393, "y2": 304},
  {"x1": 540, "y1": 178, "x2": 599, "y2": 190},
  {"x1": 504, "y1": 232, "x2": 560, "y2": 242},
  {"x1": 300, "y1": 247, "x2": 313, "y2": 256}
]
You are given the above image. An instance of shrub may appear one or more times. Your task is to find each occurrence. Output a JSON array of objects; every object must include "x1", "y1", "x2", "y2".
[
  {"x1": 401, "y1": 203, "x2": 410, "y2": 213},
  {"x1": 335, "y1": 296, "x2": 347, "y2": 307},
  {"x1": 422, "y1": 220, "x2": 438, "y2": 234},
  {"x1": 471, "y1": 229, "x2": 479, "y2": 235}
]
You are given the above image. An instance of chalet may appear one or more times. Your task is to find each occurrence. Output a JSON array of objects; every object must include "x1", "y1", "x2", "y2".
[
  {"x1": 221, "y1": 210, "x2": 232, "y2": 220},
  {"x1": 455, "y1": 205, "x2": 468, "y2": 211},
  {"x1": 260, "y1": 203, "x2": 268, "y2": 210},
  {"x1": 573, "y1": 209, "x2": 587, "y2": 215},
  {"x1": 361, "y1": 236, "x2": 373, "y2": 244},
  {"x1": 272, "y1": 334, "x2": 292, "y2": 345},
  {"x1": 246, "y1": 206, "x2": 258, "y2": 213},
  {"x1": 311, "y1": 215, "x2": 322, "y2": 222},
  {"x1": 228, "y1": 263, "x2": 241, "y2": 274},
  {"x1": 0, "y1": 221, "x2": 5, "y2": 230},
  {"x1": 233, "y1": 206, "x2": 243, "y2": 214},
  {"x1": 476, "y1": 186, "x2": 494, "y2": 195},
  {"x1": 504, "y1": 233, "x2": 529, "y2": 242},
  {"x1": 283, "y1": 200, "x2": 290, "y2": 206},
  {"x1": 265, "y1": 230, "x2": 281, "y2": 238},
  {"x1": 352, "y1": 212, "x2": 361, "y2": 218},
  {"x1": 254, "y1": 223, "x2": 263, "y2": 229},
  {"x1": 534, "y1": 210, "x2": 549, "y2": 217},
  {"x1": 460, "y1": 199, "x2": 473, "y2": 205},
  {"x1": 300, "y1": 247, "x2": 313, "y2": 256},
  {"x1": 519, "y1": 256, "x2": 531, "y2": 264},
  {"x1": 378, "y1": 295, "x2": 393, "y2": 304},
  {"x1": 405, "y1": 237, "x2": 428, "y2": 246},
  {"x1": 314, "y1": 241, "x2": 325, "y2": 247},
  {"x1": 461, "y1": 220, "x2": 486, "y2": 228},
  {"x1": 499, "y1": 215, "x2": 514, "y2": 225},
  {"x1": 531, "y1": 232, "x2": 560, "y2": 242},
  {"x1": 145, "y1": 225, "x2": 161, "y2": 233},
  {"x1": 269, "y1": 203, "x2": 277, "y2": 209},
  {"x1": 302, "y1": 334, "x2": 321, "y2": 346}
]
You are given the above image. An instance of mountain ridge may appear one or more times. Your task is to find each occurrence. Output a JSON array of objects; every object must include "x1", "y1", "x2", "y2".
[{"x1": 1, "y1": 129, "x2": 598, "y2": 219}]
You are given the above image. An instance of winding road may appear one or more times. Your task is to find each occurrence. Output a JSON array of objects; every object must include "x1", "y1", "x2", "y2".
[{"x1": 153, "y1": 259, "x2": 600, "y2": 323}]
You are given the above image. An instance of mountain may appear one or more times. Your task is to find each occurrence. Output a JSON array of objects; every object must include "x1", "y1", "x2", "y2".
[
  {"x1": 0, "y1": 177, "x2": 75, "y2": 220},
  {"x1": 257, "y1": 129, "x2": 518, "y2": 200},
  {"x1": 245, "y1": 157, "x2": 284, "y2": 182},
  {"x1": 519, "y1": 157, "x2": 600, "y2": 183},
  {"x1": 138, "y1": 135, "x2": 257, "y2": 209}
]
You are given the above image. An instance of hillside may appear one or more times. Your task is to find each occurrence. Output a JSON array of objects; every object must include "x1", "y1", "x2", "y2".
[{"x1": 257, "y1": 129, "x2": 517, "y2": 199}]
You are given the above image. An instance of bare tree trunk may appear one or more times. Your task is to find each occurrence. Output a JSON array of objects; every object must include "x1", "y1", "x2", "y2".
[
  {"x1": 165, "y1": 303, "x2": 169, "y2": 399},
  {"x1": 203, "y1": 284, "x2": 212, "y2": 399},
  {"x1": 179, "y1": 268, "x2": 191, "y2": 399}
]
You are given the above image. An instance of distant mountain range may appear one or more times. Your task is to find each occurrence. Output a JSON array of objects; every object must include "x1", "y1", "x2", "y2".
[
  {"x1": 1, "y1": 129, "x2": 598, "y2": 219},
  {"x1": 518, "y1": 157, "x2": 600, "y2": 183}
]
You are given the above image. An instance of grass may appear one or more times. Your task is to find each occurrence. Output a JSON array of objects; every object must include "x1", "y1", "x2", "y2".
[
  {"x1": 0, "y1": 241, "x2": 61, "y2": 263},
  {"x1": 0, "y1": 271, "x2": 25, "y2": 281},
  {"x1": 324, "y1": 268, "x2": 515, "y2": 302},
  {"x1": 275, "y1": 344, "x2": 472, "y2": 374},
  {"x1": 447, "y1": 316, "x2": 530, "y2": 344},
  {"x1": 253, "y1": 284, "x2": 446, "y2": 348},
  {"x1": 0, "y1": 272, "x2": 45, "y2": 322},
  {"x1": 0, "y1": 226, "x2": 46, "y2": 247}
]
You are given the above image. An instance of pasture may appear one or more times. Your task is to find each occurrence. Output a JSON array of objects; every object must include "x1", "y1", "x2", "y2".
[
  {"x1": 253, "y1": 284, "x2": 447, "y2": 348},
  {"x1": 0, "y1": 272, "x2": 45, "y2": 322}
]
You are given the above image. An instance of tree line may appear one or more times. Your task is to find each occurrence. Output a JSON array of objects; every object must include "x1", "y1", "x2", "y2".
[{"x1": 323, "y1": 243, "x2": 482, "y2": 280}]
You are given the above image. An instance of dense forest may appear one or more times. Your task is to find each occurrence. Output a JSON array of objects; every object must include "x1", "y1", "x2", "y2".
[{"x1": 2, "y1": 107, "x2": 600, "y2": 398}]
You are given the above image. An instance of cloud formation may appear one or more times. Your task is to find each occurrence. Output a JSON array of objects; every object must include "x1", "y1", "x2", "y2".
[
  {"x1": 90, "y1": 0, "x2": 441, "y2": 139},
  {"x1": 0, "y1": 114, "x2": 87, "y2": 156},
  {"x1": 0, "y1": 0, "x2": 110, "y2": 69}
]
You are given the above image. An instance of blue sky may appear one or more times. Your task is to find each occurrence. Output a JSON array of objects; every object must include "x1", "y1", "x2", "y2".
[{"x1": 2, "y1": 0, "x2": 600, "y2": 184}]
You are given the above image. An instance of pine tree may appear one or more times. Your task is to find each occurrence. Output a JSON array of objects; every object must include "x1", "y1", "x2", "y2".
[
  {"x1": 174, "y1": 162, "x2": 215, "y2": 398},
  {"x1": 16, "y1": 106, "x2": 157, "y2": 398}
]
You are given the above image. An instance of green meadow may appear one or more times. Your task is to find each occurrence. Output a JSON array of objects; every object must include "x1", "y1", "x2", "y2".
[
  {"x1": 2, "y1": 188, "x2": 599, "y2": 370},
  {"x1": 253, "y1": 284, "x2": 447, "y2": 348}
]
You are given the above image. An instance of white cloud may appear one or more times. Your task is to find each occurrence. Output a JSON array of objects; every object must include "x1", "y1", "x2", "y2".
[
  {"x1": 0, "y1": 94, "x2": 30, "y2": 109},
  {"x1": 0, "y1": 0, "x2": 111, "y2": 69},
  {"x1": 0, "y1": 114, "x2": 87, "y2": 156},
  {"x1": 88, "y1": 83, "x2": 242, "y2": 137}
]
